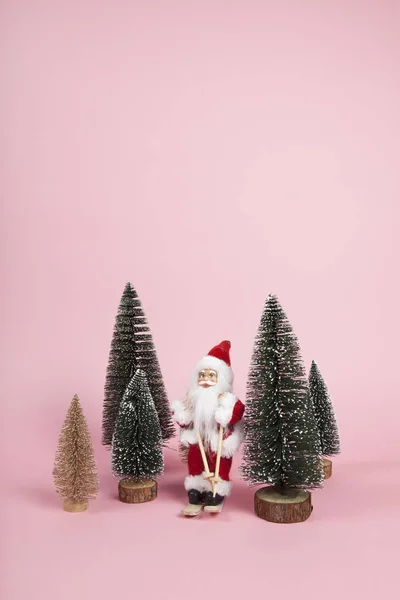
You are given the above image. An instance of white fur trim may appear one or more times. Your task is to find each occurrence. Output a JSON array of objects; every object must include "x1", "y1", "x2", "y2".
[
  {"x1": 221, "y1": 422, "x2": 244, "y2": 458},
  {"x1": 184, "y1": 475, "x2": 204, "y2": 492},
  {"x1": 216, "y1": 479, "x2": 232, "y2": 497},
  {"x1": 180, "y1": 428, "x2": 197, "y2": 446},
  {"x1": 200, "y1": 477, "x2": 232, "y2": 495},
  {"x1": 171, "y1": 400, "x2": 192, "y2": 426},
  {"x1": 215, "y1": 392, "x2": 237, "y2": 427},
  {"x1": 193, "y1": 356, "x2": 233, "y2": 392},
  {"x1": 204, "y1": 422, "x2": 244, "y2": 457},
  {"x1": 202, "y1": 473, "x2": 212, "y2": 492}
]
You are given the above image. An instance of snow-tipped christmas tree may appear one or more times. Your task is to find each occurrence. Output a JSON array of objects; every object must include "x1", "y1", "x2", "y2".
[
  {"x1": 242, "y1": 295, "x2": 324, "y2": 493},
  {"x1": 309, "y1": 361, "x2": 340, "y2": 457},
  {"x1": 102, "y1": 282, "x2": 174, "y2": 447},
  {"x1": 53, "y1": 395, "x2": 99, "y2": 511},
  {"x1": 111, "y1": 369, "x2": 164, "y2": 483}
]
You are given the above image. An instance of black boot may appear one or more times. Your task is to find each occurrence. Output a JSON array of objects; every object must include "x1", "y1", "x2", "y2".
[
  {"x1": 188, "y1": 489, "x2": 204, "y2": 505},
  {"x1": 204, "y1": 491, "x2": 225, "y2": 506}
]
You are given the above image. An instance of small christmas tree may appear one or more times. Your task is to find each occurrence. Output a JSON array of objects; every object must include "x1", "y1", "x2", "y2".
[
  {"x1": 102, "y1": 282, "x2": 174, "y2": 447},
  {"x1": 309, "y1": 361, "x2": 340, "y2": 478},
  {"x1": 53, "y1": 395, "x2": 99, "y2": 512},
  {"x1": 242, "y1": 295, "x2": 323, "y2": 522},
  {"x1": 112, "y1": 369, "x2": 163, "y2": 502}
]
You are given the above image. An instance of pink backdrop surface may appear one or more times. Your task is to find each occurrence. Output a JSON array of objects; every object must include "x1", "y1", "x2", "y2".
[{"x1": 1, "y1": 1, "x2": 399, "y2": 599}]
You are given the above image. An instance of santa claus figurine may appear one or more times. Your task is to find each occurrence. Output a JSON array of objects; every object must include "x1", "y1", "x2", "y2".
[{"x1": 172, "y1": 340, "x2": 245, "y2": 516}]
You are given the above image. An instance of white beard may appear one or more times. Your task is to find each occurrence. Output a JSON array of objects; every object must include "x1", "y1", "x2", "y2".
[{"x1": 189, "y1": 384, "x2": 222, "y2": 447}]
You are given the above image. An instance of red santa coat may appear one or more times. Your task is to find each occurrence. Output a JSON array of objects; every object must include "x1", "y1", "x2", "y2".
[
  {"x1": 172, "y1": 393, "x2": 245, "y2": 459},
  {"x1": 172, "y1": 393, "x2": 244, "y2": 494}
]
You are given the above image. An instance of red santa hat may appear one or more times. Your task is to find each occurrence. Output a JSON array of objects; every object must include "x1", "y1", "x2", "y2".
[
  {"x1": 207, "y1": 340, "x2": 232, "y2": 366},
  {"x1": 193, "y1": 340, "x2": 233, "y2": 391}
]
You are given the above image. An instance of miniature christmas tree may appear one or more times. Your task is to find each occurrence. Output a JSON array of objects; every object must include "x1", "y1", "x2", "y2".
[
  {"x1": 309, "y1": 361, "x2": 340, "y2": 478},
  {"x1": 242, "y1": 295, "x2": 323, "y2": 523},
  {"x1": 53, "y1": 395, "x2": 99, "y2": 512},
  {"x1": 112, "y1": 369, "x2": 163, "y2": 502},
  {"x1": 102, "y1": 282, "x2": 174, "y2": 447}
]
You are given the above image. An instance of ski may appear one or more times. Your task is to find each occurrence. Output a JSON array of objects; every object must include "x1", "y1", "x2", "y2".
[
  {"x1": 204, "y1": 501, "x2": 224, "y2": 514},
  {"x1": 182, "y1": 503, "x2": 203, "y2": 517}
]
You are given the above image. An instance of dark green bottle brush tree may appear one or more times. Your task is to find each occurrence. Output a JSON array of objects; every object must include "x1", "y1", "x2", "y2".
[
  {"x1": 102, "y1": 282, "x2": 174, "y2": 447},
  {"x1": 242, "y1": 294, "x2": 324, "y2": 523},
  {"x1": 308, "y1": 360, "x2": 340, "y2": 479},
  {"x1": 112, "y1": 369, "x2": 163, "y2": 503}
]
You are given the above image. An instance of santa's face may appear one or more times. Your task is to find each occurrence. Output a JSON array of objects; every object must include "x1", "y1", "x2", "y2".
[
  {"x1": 190, "y1": 369, "x2": 224, "y2": 442},
  {"x1": 198, "y1": 369, "x2": 218, "y2": 388}
]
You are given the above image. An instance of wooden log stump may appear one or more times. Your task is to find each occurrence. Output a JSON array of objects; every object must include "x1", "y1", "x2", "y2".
[
  {"x1": 118, "y1": 478, "x2": 157, "y2": 503},
  {"x1": 63, "y1": 500, "x2": 88, "y2": 512},
  {"x1": 323, "y1": 458, "x2": 332, "y2": 479},
  {"x1": 254, "y1": 486, "x2": 313, "y2": 523}
]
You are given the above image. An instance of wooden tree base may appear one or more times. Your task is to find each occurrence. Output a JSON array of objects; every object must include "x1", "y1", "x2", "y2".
[
  {"x1": 323, "y1": 458, "x2": 332, "y2": 479},
  {"x1": 63, "y1": 500, "x2": 88, "y2": 512},
  {"x1": 118, "y1": 478, "x2": 157, "y2": 503},
  {"x1": 254, "y1": 486, "x2": 313, "y2": 523}
]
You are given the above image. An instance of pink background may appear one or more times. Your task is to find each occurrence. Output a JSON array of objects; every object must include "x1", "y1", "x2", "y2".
[{"x1": 2, "y1": 1, "x2": 399, "y2": 599}]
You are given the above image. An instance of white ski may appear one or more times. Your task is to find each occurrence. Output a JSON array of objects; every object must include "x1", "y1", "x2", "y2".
[
  {"x1": 204, "y1": 501, "x2": 224, "y2": 514},
  {"x1": 182, "y1": 503, "x2": 203, "y2": 517}
]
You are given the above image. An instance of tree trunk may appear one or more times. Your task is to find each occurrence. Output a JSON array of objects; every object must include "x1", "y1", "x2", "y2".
[
  {"x1": 323, "y1": 458, "x2": 332, "y2": 479},
  {"x1": 63, "y1": 499, "x2": 88, "y2": 512},
  {"x1": 118, "y1": 478, "x2": 157, "y2": 503},
  {"x1": 254, "y1": 486, "x2": 313, "y2": 523}
]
